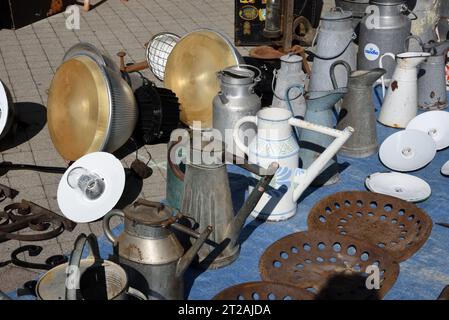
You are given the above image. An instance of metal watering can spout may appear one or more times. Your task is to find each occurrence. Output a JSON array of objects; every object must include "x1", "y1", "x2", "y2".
[
  {"x1": 176, "y1": 224, "x2": 213, "y2": 277},
  {"x1": 224, "y1": 162, "x2": 279, "y2": 249},
  {"x1": 290, "y1": 120, "x2": 354, "y2": 202}
]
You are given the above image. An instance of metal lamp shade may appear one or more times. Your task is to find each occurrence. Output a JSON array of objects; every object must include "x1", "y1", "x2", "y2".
[
  {"x1": 164, "y1": 29, "x2": 243, "y2": 129},
  {"x1": 47, "y1": 55, "x2": 138, "y2": 161}
]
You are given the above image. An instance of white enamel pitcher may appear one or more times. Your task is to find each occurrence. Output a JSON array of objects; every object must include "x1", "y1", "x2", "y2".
[
  {"x1": 233, "y1": 108, "x2": 353, "y2": 221},
  {"x1": 378, "y1": 52, "x2": 430, "y2": 128}
]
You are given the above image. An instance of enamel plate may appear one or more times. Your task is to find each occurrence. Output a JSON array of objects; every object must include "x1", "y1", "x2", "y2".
[
  {"x1": 379, "y1": 130, "x2": 437, "y2": 172},
  {"x1": 366, "y1": 172, "x2": 431, "y2": 202},
  {"x1": 406, "y1": 111, "x2": 449, "y2": 150}
]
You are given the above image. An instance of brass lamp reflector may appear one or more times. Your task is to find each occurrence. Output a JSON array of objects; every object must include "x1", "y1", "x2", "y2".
[
  {"x1": 48, "y1": 55, "x2": 137, "y2": 161},
  {"x1": 164, "y1": 30, "x2": 243, "y2": 129}
]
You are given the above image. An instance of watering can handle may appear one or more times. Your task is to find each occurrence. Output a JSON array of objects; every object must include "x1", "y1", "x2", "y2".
[
  {"x1": 65, "y1": 233, "x2": 101, "y2": 300},
  {"x1": 103, "y1": 209, "x2": 125, "y2": 246},
  {"x1": 288, "y1": 119, "x2": 354, "y2": 203},
  {"x1": 233, "y1": 116, "x2": 257, "y2": 156},
  {"x1": 330, "y1": 60, "x2": 352, "y2": 90},
  {"x1": 379, "y1": 52, "x2": 396, "y2": 98}
]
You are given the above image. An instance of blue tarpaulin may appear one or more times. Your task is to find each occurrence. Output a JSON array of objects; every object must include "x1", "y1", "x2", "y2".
[{"x1": 8, "y1": 87, "x2": 449, "y2": 300}]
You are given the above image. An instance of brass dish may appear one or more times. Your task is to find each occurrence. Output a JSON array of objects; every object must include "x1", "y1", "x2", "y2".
[{"x1": 164, "y1": 29, "x2": 243, "y2": 128}]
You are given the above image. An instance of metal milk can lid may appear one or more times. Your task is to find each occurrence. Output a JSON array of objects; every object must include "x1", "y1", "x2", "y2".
[
  {"x1": 321, "y1": 9, "x2": 353, "y2": 21},
  {"x1": 371, "y1": 0, "x2": 404, "y2": 6},
  {"x1": 220, "y1": 65, "x2": 256, "y2": 86},
  {"x1": 124, "y1": 201, "x2": 175, "y2": 227}
]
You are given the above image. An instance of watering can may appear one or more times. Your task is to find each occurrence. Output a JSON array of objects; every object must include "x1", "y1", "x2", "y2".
[
  {"x1": 378, "y1": 51, "x2": 430, "y2": 128},
  {"x1": 233, "y1": 107, "x2": 354, "y2": 222},
  {"x1": 35, "y1": 234, "x2": 147, "y2": 300},
  {"x1": 297, "y1": 64, "x2": 349, "y2": 186},
  {"x1": 271, "y1": 54, "x2": 308, "y2": 118},
  {"x1": 332, "y1": 60, "x2": 386, "y2": 158},
  {"x1": 406, "y1": 35, "x2": 449, "y2": 110},
  {"x1": 103, "y1": 200, "x2": 212, "y2": 300},
  {"x1": 177, "y1": 136, "x2": 278, "y2": 269}
]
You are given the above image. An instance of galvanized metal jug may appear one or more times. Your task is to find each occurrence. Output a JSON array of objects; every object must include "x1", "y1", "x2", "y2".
[
  {"x1": 299, "y1": 71, "x2": 348, "y2": 186},
  {"x1": 213, "y1": 64, "x2": 261, "y2": 149},
  {"x1": 379, "y1": 52, "x2": 430, "y2": 128},
  {"x1": 103, "y1": 200, "x2": 212, "y2": 300},
  {"x1": 408, "y1": 0, "x2": 441, "y2": 51},
  {"x1": 234, "y1": 108, "x2": 353, "y2": 221},
  {"x1": 180, "y1": 138, "x2": 278, "y2": 269},
  {"x1": 407, "y1": 36, "x2": 449, "y2": 110},
  {"x1": 271, "y1": 54, "x2": 308, "y2": 118},
  {"x1": 358, "y1": 0, "x2": 415, "y2": 81},
  {"x1": 308, "y1": 8, "x2": 357, "y2": 92},
  {"x1": 438, "y1": 0, "x2": 449, "y2": 40},
  {"x1": 333, "y1": 61, "x2": 386, "y2": 158}
]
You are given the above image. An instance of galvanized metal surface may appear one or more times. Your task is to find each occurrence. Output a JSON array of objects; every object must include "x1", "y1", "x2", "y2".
[
  {"x1": 103, "y1": 200, "x2": 212, "y2": 300},
  {"x1": 335, "y1": 0, "x2": 370, "y2": 25},
  {"x1": 213, "y1": 64, "x2": 261, "y2": 144},
  {"x1": 271, "y1": 54, "x2": 308, "y2": 118},
  {"x1": 336, "y1": 63, "x2": 386, "y2": 158},
  {"x1": 358, "y1": 0, "x2": 412, "y2": 80},
  {"x1": 299, "y1": 87, "x2": 348, "y2": 186},
  {"x1": 308, "y1": 8, "x2": 357, "y2": 92},
  {"x1": 408, "y1": 0, "x2": 441, "y2": 51},
  {"x1": 307, "y1": 191, "x2": 433, "y2": 262},
  {"x1": 181, "y1": 156, "x2": 277, "y2": 269},
  {"x1": 259, "y1": 231, "x2": 400, "y2": 299}
]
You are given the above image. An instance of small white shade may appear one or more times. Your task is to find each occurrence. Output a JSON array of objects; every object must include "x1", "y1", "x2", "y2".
[{"x1": 57, "y1": 152, "x2": 125, "y2": 223}]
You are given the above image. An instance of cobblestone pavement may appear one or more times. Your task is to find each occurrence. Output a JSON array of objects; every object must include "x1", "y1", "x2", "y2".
[{"x1": 0, "y1": 0, "x2": 334, "y2": 292}]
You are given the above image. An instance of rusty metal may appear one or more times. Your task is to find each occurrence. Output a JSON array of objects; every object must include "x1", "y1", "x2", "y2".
[
  {"x1": 213, "y1": 281, "x2": 314, "y2": 300},
  {"x1": 259, "y1": 231, "x2": 400, "y2": 299},
  {"x1": 0, "y1": 245, "x2": 68, "y2": 270},
  {"x1": 307, "y1": 191, "x2": 433, "y2": 262},
  {"x1": 248, "y1": 45, "x2": 311, "y2": 75},
  {"x1": 0, "y1": 200, "x2": 76, "y2": 242},
  {"x1": 0, "y1": 184, "x2": 18, "y2": 201},
  {"x1": 117, "y1": 51, "x2": 149, "y2": 73},
  {"x1": 438, "y1": 286, "x2": 449, "y2": 300}
]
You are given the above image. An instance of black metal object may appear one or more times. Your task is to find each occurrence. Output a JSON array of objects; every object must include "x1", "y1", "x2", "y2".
[
  {"x1": 0, "y1": 0, "x2": 75, "y2": 30},
  {"x1": 0, "y1": 184, "x2": 19, "y2": 202},
  {"x1": 0, "y1": 162, "x2": 67, "y2": 175},
  {"x1": 0, "y1": 200, "x2": 76, "y2": 243},
  {"x1": 234, "y1": 0, "x2": 323, "y2": 46},
  {"x1": 134, "y1": 81, "x2": 180, "y2": 144}
]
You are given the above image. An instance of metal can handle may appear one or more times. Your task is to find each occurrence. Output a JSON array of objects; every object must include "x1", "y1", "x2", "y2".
[
  {"x1": 330, "y1": 60, "x2": 352, "y2": 90},
  {"x1": 103, "y1": 209, "x2": 125, "y2": 246},
  {"x1": 65, "y1": 233, "x2": 101, "y2": 300},
  {"x1": 401, "y1": 4, "x2": 417, "y2": 20},
  {"x1": 233, "y1": 116, "x2": 258, "y2": 156}
]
